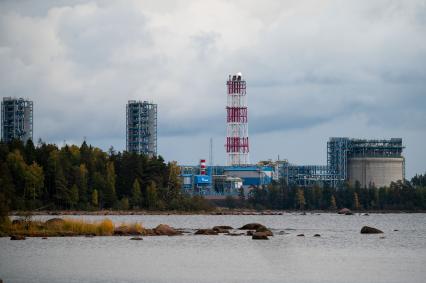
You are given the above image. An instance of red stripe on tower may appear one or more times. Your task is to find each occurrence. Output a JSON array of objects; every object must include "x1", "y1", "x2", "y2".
[{"x1": 225, "y1": 72, "x2": 249, "y2": 166}]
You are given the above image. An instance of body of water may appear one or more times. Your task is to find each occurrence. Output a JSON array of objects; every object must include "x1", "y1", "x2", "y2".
[{"x1": 1, "y1": 213, "x2": 425, "y2": 283}]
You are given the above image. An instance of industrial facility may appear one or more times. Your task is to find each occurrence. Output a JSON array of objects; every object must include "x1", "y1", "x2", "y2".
[
  {"x1": 1, "y1": 97, "x2": 33, "y2": 143},
  {"x1": 126, "y1": 100, "x2": 157, "y2": 157},
  {"x1": 280, "y1": 137, "x2": 405, "y2": 188},
  {"x1": 178, "y1": 73, "x2": 406, "y2": 198}
]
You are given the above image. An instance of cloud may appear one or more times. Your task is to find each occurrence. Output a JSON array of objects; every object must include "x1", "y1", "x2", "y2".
[{"x1": 0, "y1": 0, "x2": 425, "y2": 177}]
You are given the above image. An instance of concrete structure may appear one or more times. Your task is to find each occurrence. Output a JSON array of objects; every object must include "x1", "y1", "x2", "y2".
[
  {"x1": 348, "y1": 157, "x2": 404, "y2": 188},
  {"x1": 1, "y1": 97, "x2": 33, "y2": 143},
  {"x1": 126, "y1": 100, "x2": 157, "y2": 157}
]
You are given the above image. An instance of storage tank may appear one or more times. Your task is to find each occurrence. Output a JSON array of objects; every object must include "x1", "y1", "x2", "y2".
[{"x1": 348, "y1": 157, "x2": 404, "y2": 188}]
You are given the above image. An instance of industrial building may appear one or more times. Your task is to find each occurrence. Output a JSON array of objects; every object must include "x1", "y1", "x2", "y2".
[
  {"x1": 280, "y1": 137, "x2": 405, "y2": 188},
  {"x1": 180, "y1": 161, "x2": 273, "y2": 199},
  {"x1": 1, "y1": 97, "x2": 33, "y2": 143},
  {"x1": 126, "y1": 100, "x2": 157, "y2": 157}
]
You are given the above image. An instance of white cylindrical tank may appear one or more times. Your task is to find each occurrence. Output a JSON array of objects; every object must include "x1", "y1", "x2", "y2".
[{"x1": 348, "y1": 157, "x2": 404, "y2": 188}]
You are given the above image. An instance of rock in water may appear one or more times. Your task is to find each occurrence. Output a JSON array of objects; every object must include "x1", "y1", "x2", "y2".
[
  {"x1": 213, "y1": 225, "x2": 233, "y2": 230},
  {"x1": 256, "y1": 226, "x2": 273, "y2": 236},
  {"x1": 154, "y1": 224, "x2": 181, "y2": 236},
  {"x1": 130, "y1": 237, "x2": 143, "y2": 240},
  {"x1": 338, "y1": 208, "x2": 352, "y2": 214},
  {"x1": 313, "y1": 234, "x2": 321, "y2": 237},
  {"x1": 360, "y1": 226, "x2": 383, "y2": 234},
  {"x1": 194, "y1": 229, "x2": 218, "y2": 235},
  {"x1": 252, "y1": 232, "x2": 269, "y2": 240},
  {"x1": 239, "y1": 223, "x2": 266, "y2": 230},
  {"x1": 10, "y1": 235, "x2": 26, "y2": 240},
  {"x1": 297, "y1": 234, "x2": 305, "y2": 237}
]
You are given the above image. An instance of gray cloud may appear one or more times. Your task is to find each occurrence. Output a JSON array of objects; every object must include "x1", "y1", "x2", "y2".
[{"x1": 0, "y1": 0, "x2": 425, "y2": 177}]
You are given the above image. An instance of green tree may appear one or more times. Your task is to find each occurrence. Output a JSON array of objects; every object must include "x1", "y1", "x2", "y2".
[
  {"x1": 353, "y1": 192, "x2": 361, "y2": 210},
  {"x1": 70, "y1": 184, "x2": 79, "y2": 208},
  {"x1": 295, "y1": 188, "x2": 306, "y2": 210},
  {"x1": 146, "y1": 181, "x2": 159, "y2": 210},
  {"x1": 91, "y1": 189, "x2": 99, "y2": 208},
  {"x1": 167, "y1": 161, "x2": 181, "y2": 202},
  {"x1": 330, "y1": 195, "x2": 337, "y2": 210},
  {"x1": 104, "y1": 161, "x2": 117, "y2": 208},
  {"x1": 77, "y1": 164, "x2": 88, "y2": 204},
  {"x1": 131, "y1": 179, "x2": 142, "y2": 209},
  {"x1": 119, "y1": 197, "x2": 129, "y2": 210},
  {"x1": 24, "y1": 162, "x2": 44, "y2": 201}
]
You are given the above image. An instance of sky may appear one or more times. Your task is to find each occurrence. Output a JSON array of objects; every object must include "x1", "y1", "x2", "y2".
[{"x1": 0, "y1": 0, "x2": 425, "y2": 178}]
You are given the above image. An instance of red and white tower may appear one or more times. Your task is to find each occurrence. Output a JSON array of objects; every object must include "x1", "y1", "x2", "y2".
[{"x1": 226, "y1": 72, "x2": 249, "y2": 166}]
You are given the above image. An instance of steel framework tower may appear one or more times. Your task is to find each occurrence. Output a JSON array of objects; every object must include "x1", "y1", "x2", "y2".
[
  {"x1": 1, "y1": 97, "x2": 33, "y2": 143},
  {"x1": 226, "y1": 72, "x2": 249, "y2": 166},
  {"x1": 126, "y1": 100, "x2": 157, "y2": 157}
]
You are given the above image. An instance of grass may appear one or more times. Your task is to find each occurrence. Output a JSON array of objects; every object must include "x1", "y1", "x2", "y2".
[{"x1": 2, "y1": 218, "x2": 145, "y2": 237}]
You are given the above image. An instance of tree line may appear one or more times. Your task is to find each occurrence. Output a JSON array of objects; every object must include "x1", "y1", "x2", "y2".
[
  {"x1": 238, "y1": 176, "x2": 426, "y2": 210},
  {"x1": 0, "y1": 139, "x2": 211, "y2": 212},
  {"x1": 1, "y1": 139, "x2": 425, "y2": 214}
]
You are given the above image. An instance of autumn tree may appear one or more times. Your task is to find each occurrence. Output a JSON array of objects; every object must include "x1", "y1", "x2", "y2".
[{"x1": 131, "y1": 179, "x2": 142, "y2": 209}]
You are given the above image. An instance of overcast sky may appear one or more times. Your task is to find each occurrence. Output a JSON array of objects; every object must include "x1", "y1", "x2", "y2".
[{"x1": 1, "y1": 0, "x2": 425, "y2": 177}]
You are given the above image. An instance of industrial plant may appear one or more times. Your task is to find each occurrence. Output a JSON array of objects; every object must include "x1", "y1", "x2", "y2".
[
  {"x1": 0, "y1": 73, "x2": 406, "y2": 197},
  {"x1": 126, "y1": 100, "x2": 158, "y2": 157},
  {"x1": 179, "y1": 73, "x2": 406, "y2": 198},
  {"x1": 1, "y1": 97, "x2": 33, "y2": 143}
]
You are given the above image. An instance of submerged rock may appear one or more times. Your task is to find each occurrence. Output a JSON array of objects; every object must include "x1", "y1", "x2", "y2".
[
  {"x1": 10, "y1": 235, "x2": 26, "y2": 240},
  {"x1": 360, "y1": 226, "x2": 383, "y2": 234},
  {"x1": 130, "y1": 237, "x2": 143, "y2": 240},
  {"x1": 226, "y1": 232, "x2": 244, "y2": 236},
  {"x1": 252, "y1": 232, "x2": 269, "y2": 240},
  {"x1": 154, "y1": 224, "x2": 181, "y2": 236},
  {"x1": 194, "y1": 229, "x2": 218, "y2": 235},
  {"x1": 239, "y1": 223, "x2": 266, "y2": 230}
]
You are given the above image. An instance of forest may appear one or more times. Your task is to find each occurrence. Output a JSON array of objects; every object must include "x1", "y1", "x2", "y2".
[
  {"x1": 0, "y1": 139, "x2": 211, "y2": 212},
  {"x1": 0, "y1": 139, "x2": 425, "y2": 215}
]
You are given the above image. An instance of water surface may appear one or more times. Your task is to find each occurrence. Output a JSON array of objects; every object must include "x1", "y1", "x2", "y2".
[{"x1": 1, "y1": 213, "x2": 425, "y2": 283}]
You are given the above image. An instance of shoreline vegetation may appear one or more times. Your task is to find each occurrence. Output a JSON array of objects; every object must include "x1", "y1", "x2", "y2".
[{"x1": 1, "y1": 213, "x2": 388, "y2": 240}]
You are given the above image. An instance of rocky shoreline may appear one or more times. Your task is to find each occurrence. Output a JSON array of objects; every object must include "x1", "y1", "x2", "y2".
[{"x1": 9, "y1": 208, "x2": 425, "y2": 216}]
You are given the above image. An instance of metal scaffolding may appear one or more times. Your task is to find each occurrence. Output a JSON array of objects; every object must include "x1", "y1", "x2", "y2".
[
  {"x1": 126, "y1": 100, "x2": 157, "y2": 157},
  {"x1": 1, "y1": 97, "x2": 33, "y2": 143}
]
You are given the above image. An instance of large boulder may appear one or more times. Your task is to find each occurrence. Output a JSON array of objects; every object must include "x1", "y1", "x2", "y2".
[
  {"x1": 10, "y1": 235, "x2": 26, "y2": 240},
  {"x1": 360, "y1": 226, "x2": 383, "y2": 234},
  {"x1": 213, "y1": 225, "x2": 233, "y2": 230},
  {"x1": 212, "y1": 226, "x2": 230, "y2": 233},
  {"x1": 239, "y1": 223, "x2": 266, "y2": 230},
  {"x1": 252, "y1": 232, "x2": 269, "y2": 240},
  {"x1": 153, "y1": 224, "x2": 181, "y2": 236},
  {"x1": 256, "y1": 226, "x2": 273, "y2": 236},
  {"x1": 114, "y1": 225, "x2": 143, "y2": 236},
  {"x1": 195, "y1": 229, "x2": 218, "y2": 235},
  {"x1": 338, "y1": 208, "x2": 352, "y2": 215}
]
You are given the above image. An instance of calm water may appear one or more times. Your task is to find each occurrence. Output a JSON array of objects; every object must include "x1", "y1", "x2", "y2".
[{"x1": 1, "y1": 213, "x2": 425, "y2": 283}]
